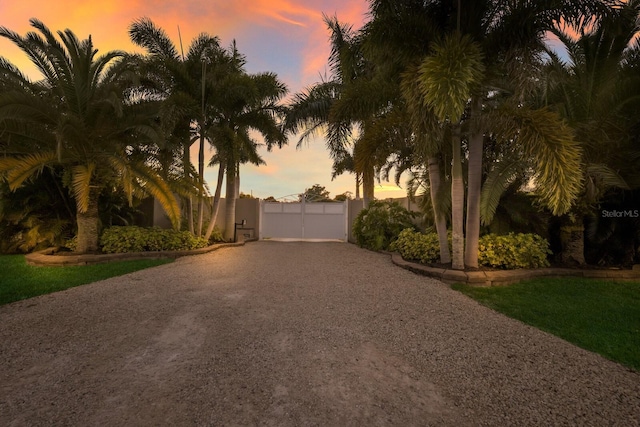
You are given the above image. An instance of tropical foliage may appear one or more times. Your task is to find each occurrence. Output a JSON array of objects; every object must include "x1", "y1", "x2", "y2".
[
  {"x1": 0, "y1": 19, "x2": 180, "y2": 253},
  {"x1": 100, "y1": 226, "x2": 211, "y2": 253},
  {"x1": 288, "y1": 0, "x2": 639, "y2": 268},
  {"x1": 353, "y1": 200, "x2": 417, "y2": 251},
  {"x1": 392, "y1": 228, "x2": 551, "y2": 269}
]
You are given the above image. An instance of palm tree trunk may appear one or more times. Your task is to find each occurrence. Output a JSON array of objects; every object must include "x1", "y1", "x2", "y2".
[
  {"x1": 362, "y1": 165, "x2": 374, "y2": 208},
  {"x1": 184, "y1": 142, "x2": 194, "y2": 234},
  {"x1": 464, "y1": 96, "x2": 483, "y2": 268},
  {"x1": 197, "y1": 132, "x2": 206, "y2": 237},
  {"x1": 204, "y1": 161, "x2": 226, "y2": 241},
  {"x1": 427, "y1": 156, "x2": 451, "y2": 264},
  {"x1": 223, "y1": 164, "x2": 237, "y2": 241},
  {"x1": 235, "y1": 164, "x2": 240, "y2": 199},
  {"x1": 355, "y1": 172, "x2": 361, "y2": 200},
  {"x1": 76, "y1": 187, "x2": 100, "y2": 254},
  {"x1": 451, "y1": 123, "x2": 465, "y2": 270},
  {"x1": 560, "y1": 219, "x2": 586, "y2": 265}
]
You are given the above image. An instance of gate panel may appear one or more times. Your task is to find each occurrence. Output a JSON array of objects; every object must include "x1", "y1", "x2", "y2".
[
  {"x1": 260, "y1": 201, "x2": 347, "y2": 240},
  {"x1": 304, "y1": 203, "x2": 346, "y2": 240}
]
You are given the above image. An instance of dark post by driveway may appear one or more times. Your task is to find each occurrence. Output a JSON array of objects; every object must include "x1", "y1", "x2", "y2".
[{"x1": 1, "y1": 241, "x2": 638, "y2": 425}]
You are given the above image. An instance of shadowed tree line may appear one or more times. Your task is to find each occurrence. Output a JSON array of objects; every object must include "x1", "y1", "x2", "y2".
[
  {"x1": 1, "y1": 2, "x2": 639, "y2": 267},
  {"x1": 0, "y1": 18, "x2": 287, "y2": 252},
  {"x1": 286, "y1": 0, "x2": 640, "y2": 268}
]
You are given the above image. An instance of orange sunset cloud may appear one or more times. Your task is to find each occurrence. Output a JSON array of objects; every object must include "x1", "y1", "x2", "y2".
[{"x1": 0, "y1": 0, "x2": 397, "y2": 200}]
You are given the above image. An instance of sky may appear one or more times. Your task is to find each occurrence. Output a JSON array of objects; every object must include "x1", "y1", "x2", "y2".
[{"x1": 0, "y1": 0, "x2": 409, "y2": 200}]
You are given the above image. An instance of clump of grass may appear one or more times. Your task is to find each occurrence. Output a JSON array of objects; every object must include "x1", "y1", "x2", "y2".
[
  {"x1": 453, "y1": 277, "x2": 640, "y2": 371},
  {"x1": 0, "y1": 255, "x2": 172, "y2": 306}
]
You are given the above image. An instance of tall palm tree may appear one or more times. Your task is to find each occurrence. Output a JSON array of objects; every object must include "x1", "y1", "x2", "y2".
[
  {"x1": 129, "y1": 18, "x2": 237, "y2": 235},
  {"x1": 212, "y1": 70, "x2": 287, "y2": 241},
  {"x1": 285, "y1": 15, "x2": 389, "y2": 207},
  {"x1": 0, "y1": 20, "x2": 180, "y2": 253},
  {"x1": 363, "y1": 0, "x2": 454, "y2": 263},
  {"x1": 454, "y1": 0, "x2": 612, "y2": 268}
]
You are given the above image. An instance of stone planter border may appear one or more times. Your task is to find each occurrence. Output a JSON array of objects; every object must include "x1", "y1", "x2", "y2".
[
  {"x1": 25, "y1": 239, "x2": 257, "y2": 267},
  {"x1": 390, "y1": 252, "x2": 640, "y2": 286}
]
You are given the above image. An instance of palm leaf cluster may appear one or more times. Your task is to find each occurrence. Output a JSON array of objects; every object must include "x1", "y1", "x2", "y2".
[
  {"x1": 0, "y1": 18, "x2": 288, "y2": 252},
  {"x1": 285, "y1": 0, "x2": 640, "y2": 267}
]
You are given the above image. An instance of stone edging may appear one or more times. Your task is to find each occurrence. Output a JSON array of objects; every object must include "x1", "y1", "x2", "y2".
[
  {"x1": 389, "y1": 252, "x2": 640, "y2": 286},
  {"x1": 25, "y1": 239, "x2": 257, "y2": 267}
]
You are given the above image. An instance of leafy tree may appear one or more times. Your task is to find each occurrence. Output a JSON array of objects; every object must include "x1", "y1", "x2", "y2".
[
  {"x1": 0, "y1": 20, "x2": 179, "y2": 253},
  {"x1": 334, "y1": 191, "x2": 353, "y2": 201},
  {"x1": 285, "y1": 15, "x2": 389, "y2": 206},
  {"x1": 301, "y1": 184, "x2": 331, "y2": 202}
]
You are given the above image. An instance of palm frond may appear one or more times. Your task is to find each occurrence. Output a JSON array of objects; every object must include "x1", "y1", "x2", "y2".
[
  {"x1": 129, "y1": 17, "x2": 179, "y2": 60},
  {"x1": 0, "y1": 151, "x2": 57, "y2": 190},
  {"x1": 480, "y1": 159, "x2": 523, "y2": 225},
  {"x1": 496, "y1": 107, "x2": 583, "y2": 215},
  {"x1": 417, "y1": 33, "x2": 485, "y2": 122},
  {"x1": 131, "y1": 164, "x2": 181, "y2": 229},
  {"x1": 71, "y1": 163, "x2": 95, "y2": 213}
]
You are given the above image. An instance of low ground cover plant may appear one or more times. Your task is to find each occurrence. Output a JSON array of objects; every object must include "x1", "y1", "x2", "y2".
[
  {"x1": 0, "y1": 255, "x2": 172, "y2": 306},
  {"x1": 99, "y1": 226, "x2": 211, "y2": 253},
  {"x1": 453, "y1": 278, "x2": 640, "y2": 371},
  {"x1": 392, "y1": 228, "x2": 551, "y2": 269},
  {"x1": 353, "y1": 201, "x2": 417, "y2": 251}
]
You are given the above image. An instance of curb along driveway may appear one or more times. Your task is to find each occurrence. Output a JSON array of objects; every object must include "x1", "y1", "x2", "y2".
[{"x1": 1, "y1": 241, "x2": 639, "y2": 426}]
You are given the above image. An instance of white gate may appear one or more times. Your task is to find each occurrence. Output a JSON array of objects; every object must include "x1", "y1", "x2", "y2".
[{"x1": 260, "y1": 201, "x2": 348, "y2": 241}]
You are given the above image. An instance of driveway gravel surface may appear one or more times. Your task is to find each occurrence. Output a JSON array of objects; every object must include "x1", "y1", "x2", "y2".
[{"x1": 1, "y1": 241, "x2": 639, "y2": 426}]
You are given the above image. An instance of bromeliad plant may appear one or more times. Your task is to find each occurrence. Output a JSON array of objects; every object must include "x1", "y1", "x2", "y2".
[{"x1": 0, "y1": 19, "x2": 180, "y2": 253}]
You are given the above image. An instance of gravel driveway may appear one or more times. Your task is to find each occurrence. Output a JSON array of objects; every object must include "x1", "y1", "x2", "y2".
[{"x1": 1, "y1": 241, "x2": 639, "y2": 426}]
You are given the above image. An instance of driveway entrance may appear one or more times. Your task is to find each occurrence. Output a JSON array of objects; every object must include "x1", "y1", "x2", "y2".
[
  {"x1": 259, "y1": 200, "x2": 348, "y2": 240},
  {"x1": 1, "y1": 242, "x2": 638, "y2": 425}
]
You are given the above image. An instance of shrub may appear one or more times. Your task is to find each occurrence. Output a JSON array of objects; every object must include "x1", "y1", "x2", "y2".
[
  {"x1": 100, "y1": 226, "x2": 209, "y2": 253},
  {"x1": 478, "y1": 233, "x2": 551, "y2": 269},
  {"x1": 353, "y1": 201, "x2": 417, "y2": 251},
  {"x1": 208, "y1": 227, "x2": 224, "y2": 244},
  {"x1": 392, "y1": 229, "x2": 551, "y2": 269},
  {"x1": 389, "y1": 228, "x2": 443, "y2": 264}
]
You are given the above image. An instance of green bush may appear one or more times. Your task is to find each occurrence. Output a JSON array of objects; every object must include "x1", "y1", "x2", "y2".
[
  {"x1": 389, "y1": 228, "x2": 443, "y2": 264},
  {"x1": 478, "y1": 233, "x2": 551, "y2": 269},
  {"x1": 392, "y1": 229, "x2": 551, "y2": 269},
  {"x1": 353, "y1": 201, "x2": 417, "y2": 251},
  {"x1": 100, "y1": 226, "x2": 209, "y2": 253}
]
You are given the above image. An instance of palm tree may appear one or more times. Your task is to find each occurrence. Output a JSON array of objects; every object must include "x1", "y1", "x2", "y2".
[
  {"x1": 0, "y1": 20, "x2": 180, "y2": 253},
  {"x1": 455, "y1": 0, "x2": 613, "y2": 268},
  {"x1": 212, "y1": 69, "x2": 287, "y2": 241},
  {"x1": 285, "y1": 15, "x2": 389, "y2": 207},
  {"x1": 129, "y1": 18, "x2": 237, "y2": 236},
  {"x1": 539, "y1": 0, "x2": 640, "y2": 264}
]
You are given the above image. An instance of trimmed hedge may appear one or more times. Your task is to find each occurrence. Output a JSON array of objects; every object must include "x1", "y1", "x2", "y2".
[
  {"x1": 100, "y1": 226, "x2": 210, "y2": 253},
  {"x1": 392, "y1": 228, "x2": 551, "y2": 269}
]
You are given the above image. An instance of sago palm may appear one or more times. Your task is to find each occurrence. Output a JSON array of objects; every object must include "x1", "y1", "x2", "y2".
[{"x1": 0, "y1": 19, "x2": 180, "y2": 253}]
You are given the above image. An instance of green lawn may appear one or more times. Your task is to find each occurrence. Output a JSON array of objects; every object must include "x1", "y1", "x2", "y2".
[
  {"x1": 452, "y1": 277, "x2": 640, "y2": 371},
  {"x1": 0, "y1": 255, "x2": 173, "y2": 306}
]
